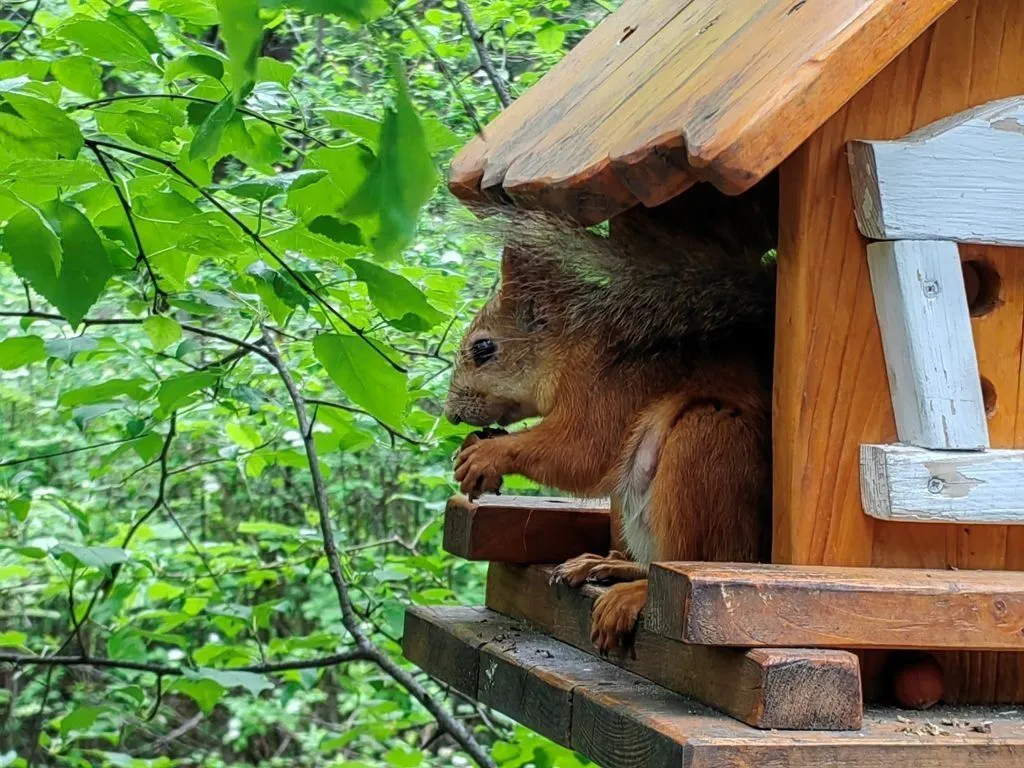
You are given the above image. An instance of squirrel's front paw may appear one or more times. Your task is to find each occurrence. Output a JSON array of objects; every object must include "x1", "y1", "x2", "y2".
[{"x1": 454, "y1": 437, "x2": 509, "y2": 500}]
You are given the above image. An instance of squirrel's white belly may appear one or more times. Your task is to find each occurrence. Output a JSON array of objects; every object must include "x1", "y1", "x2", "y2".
[{"x1": 616, "y1": 476, "x2": 655, "y2": 566}]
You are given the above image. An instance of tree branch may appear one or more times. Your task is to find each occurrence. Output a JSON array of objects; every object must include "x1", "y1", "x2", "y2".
[
  {"x1": 0, "y1": 436, "x2": 145, "y2": 469},
  {"x1": 259, "y1": 327, "x2": 495, "y2": 768},
  {"x1": 455, "y1": 0, "x2": 511, "y2": 108},
  {"x1": 0, "y1": 0, "x2": 39, "y2": 56},
  {"x1": 0, "y1": 649, "x2": 371, "y2": 675},
  {"x1": 305, "y1": 398, "x2": 425, "y2": 447}
]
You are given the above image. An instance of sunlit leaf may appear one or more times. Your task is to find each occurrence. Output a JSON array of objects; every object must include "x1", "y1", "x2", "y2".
[
  {"x1": 59, "y1": 378, "x2": 150, "y2": 407},
  {"x1": 216, "y1": 0, "x2": 263, "y2": 94},
  {"x1": 143, "y1": 316, "x2": 183, "y2": 352},
  {"x1": 7, "y1": 201, "x2": 111, "y2": 326},
  {"x1": 190, "y1": 95, "x2": 236, "y2": 161},
  {"x1": 158, "y1": 371, "x2": 218, "y2": 411},
  {"x1": 59, "y1": 544, "x2": 130, "y2": 570},
  {"x1": 0, "y1": 335, "x2": 45, "y2": 370},
  {"x1": 341, "y1": 62, "x2": 437, "y2": 259},
  {"x1": 313, "y1": 333, "x2": 406, "y2": 427},
  {"x1": 51, "y1": 56, "x2": 103, "y2": 98}
]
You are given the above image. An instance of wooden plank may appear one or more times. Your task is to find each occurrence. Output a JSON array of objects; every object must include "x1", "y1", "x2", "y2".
[
  {"x1": 772, "y1": 0, "x2": 1024, "y2": 704},
  {"x1": 861, "y1": 444, "x2": 1024, "y2": 524},
  {"x1": 400, "y1": 605, "x2": 507, "y2": 696},
  {"x1": 866, "y1": 239, "x2": 989, "y2": 450},
  {"x1": 442, "y1": 495, "x2": 610, "y2": 563},
  {"x1": 646, "y1": 562, "x2": 1024, "y2": 651},
  {"x1": 450, "y1": 0, "x2": 956, "y2": 222},
  {"x1": 404, "y1": 604, "x2": 1024, "y2": 768},
  {"x1": 486, "y1": 563, "x2": 863, "y2": 730},
  {"x1": 849, "y1": 97, "x2": 1024, "y2": 246}
]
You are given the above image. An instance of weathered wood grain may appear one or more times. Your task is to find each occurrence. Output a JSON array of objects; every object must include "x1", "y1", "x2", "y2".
[
  {"x1": 849, "y1": 97, "x2": 1024, "y2": 246},
  {"x1": 442, "y1": 495, "x2": 610, "y2": 563},
  {"x1": 866, "y1": 239, "x2": 989, "y2": 450},
  {"x1": 486, "y1": 563, "x2": 863, "y2": 730},
  {"x1": 646, "y1": 562, "x2": 1024, "y2": 651},
  {"x1": 772, "y1": 0, "x2": 1024, "y2": 704},
  {"x1": 861, "y1": 444, "x2": 1024, "y2": 524},
  {"x1": 448, "y1": 0, "x2": 956, "y2": 222},
  {"x1": 404, "y1": 604, "x2": 1024, "y2": 768}
]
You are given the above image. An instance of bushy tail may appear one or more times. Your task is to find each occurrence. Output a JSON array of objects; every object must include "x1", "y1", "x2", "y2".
[{"x1": 475, "y1": 206, "x2": 777, "y2": 354}]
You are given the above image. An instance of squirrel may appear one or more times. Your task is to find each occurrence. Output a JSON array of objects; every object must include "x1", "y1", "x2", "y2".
[{"x1": 445, "y1": 205, "x2": 775, "y2": 654}]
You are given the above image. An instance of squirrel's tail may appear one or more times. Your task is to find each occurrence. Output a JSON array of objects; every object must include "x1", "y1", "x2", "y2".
[{"x1": 477, "y1": 206, "x2": 777, "y2": 354}]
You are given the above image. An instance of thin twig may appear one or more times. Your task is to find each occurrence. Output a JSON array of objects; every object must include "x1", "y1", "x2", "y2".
[
  {"x1": 259, "y1": 327, "x2": 495, "y2": 768},
  {"x1": 1, "y1": 436, "x2": 145, "y2": 469},
  {"x1": 394, "y1": 8, "x2": 485, "y2": 133},
  {"x1": 0, "y1": 0, "x2": 39, "y2": 56},
  {"x1": 0, "y1": 649, "x2": 370, "y2": 675},
  {"x1": 305, "y1": 398, "x2": 425, "y2": 447},
  {"x1": 89, "y1": 144, "x2": 167, "y2": 310},
  {"x1": 71, "y1": 94, "x2": 331, "y2": 148},
  {"x1": 455, "y1": 0, "x2": 511, "y2": 108}
]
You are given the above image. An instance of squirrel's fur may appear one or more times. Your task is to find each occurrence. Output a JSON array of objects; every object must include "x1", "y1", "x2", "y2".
[{"x1": 448, "y1": 207, "x2": 773, "y2": 654}]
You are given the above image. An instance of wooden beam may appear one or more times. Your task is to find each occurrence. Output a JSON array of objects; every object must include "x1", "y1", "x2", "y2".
[
  {"x1": 404, "y1": 604, "x2": 1024, "y2": 768},
  {"x1": 646, "y1": 562, "x2": 1024, "y2": 651},
  {"x1": 861, "y1": 443, "x2": 1024, "y2": 523},
  {"x1": 866, "y1": 239, "x2": 989, "y2": 450},
  {"x1": 849, "y1": 97, "x2": 1024, "y2": 246},
  {"x1": 442, "y1": 495, "x2": 610, "y2": 563},
  {"x1": 486, "y1": 563, "x2": 862, "y2": 730}
]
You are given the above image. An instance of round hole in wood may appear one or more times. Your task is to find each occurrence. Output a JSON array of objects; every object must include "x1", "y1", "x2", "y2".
[
  {"x1": 961, "y1": 259, "x2": 1001, "y2": 316},
  {"x1": 980, "y1": 376, "x2": 997, "y2": 418}
]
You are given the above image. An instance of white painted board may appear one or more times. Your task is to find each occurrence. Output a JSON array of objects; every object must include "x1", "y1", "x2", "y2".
[
  {"x1": 862, "y1": 443, "x2": 1024, "y2": 524},
  {"x1": 849, "y1": 96, "x2": 1024, "y2": 246},
  {"x1": 867, "y1": 239, "x2": 989, "y2": 450}
]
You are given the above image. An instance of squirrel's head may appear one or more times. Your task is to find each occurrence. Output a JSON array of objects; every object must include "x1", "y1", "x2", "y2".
[{"x1": 445, "y1": 245, "x2": 553, "y2": 428}]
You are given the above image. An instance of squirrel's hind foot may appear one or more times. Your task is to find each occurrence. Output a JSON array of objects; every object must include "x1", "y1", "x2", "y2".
[{"x1": 591, "y1": 580, "x2": 647, "y2": 657}]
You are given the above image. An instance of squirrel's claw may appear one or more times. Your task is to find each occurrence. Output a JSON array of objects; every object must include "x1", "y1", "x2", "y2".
[
  {"x1": 453, "y1": 439, "x2": 505, "y2": 500},
  {"x1": 590, "y1": 581, "x2": 646, "y2": 657}
]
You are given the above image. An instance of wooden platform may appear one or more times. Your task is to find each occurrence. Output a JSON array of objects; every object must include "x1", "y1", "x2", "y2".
[
  {"x1": 487, "y1": 563, "x2": 863, "y2": 730},
  {"x1": 404, "y1": 604, "x2": 1024, "y2": 768}
]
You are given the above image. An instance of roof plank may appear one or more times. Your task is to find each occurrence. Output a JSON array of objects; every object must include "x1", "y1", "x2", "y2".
[{"x1": 450, "y1": 0, "x2": 959, "y2": 223}]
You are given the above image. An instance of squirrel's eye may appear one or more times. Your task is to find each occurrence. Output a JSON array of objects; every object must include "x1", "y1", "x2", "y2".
[{"x1": 470, "y1": 338, "x2": 497, "y2": 366}]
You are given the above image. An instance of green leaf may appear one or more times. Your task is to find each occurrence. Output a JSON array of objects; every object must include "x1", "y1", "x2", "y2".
[
  {"x1": 165, "y1": 54, "x2": 225, "y2": 82},
  {"x1": 147, "y1": 582, "x2": 185, "y2": 601},
  {"x1": 0, "y1": 335, "x2": 46, "y2": 370},
  {"x1": 151, "y1": 0, "x2": 220, "y2": 25},
  {"x1": 192, "y1": 667, "x2": 273, "y2": 695},
  {"x1": 169, "y1": 678, "x2": 224, "y2": 714},
  {"x1": 59, "y1": 378, "x2": 149, "y2": 407},
  {"x1": 385, "y1": 747, "x2": 426, "y2": 767},
  {"x1": 226, "y1": 422, "x2": 261, "y2": 450},
  {"x1": 60, "y1": 544, "x2": 130, "y2": 570},
  {"x1": 285, "y1": 0, "x2": 387, "y2": 25},
  {"x1": 217, "y1": 0, "x2": 263, "y2": 93},
  {"x1": 1, "y1": 199, "x2": 62, "y2": 274},
  {"x1": 7, "y1": 201, "x2": 112, "y2": 326},
  {"x1": 143, "y1": 316, "x2": 183, "y2": 352},
  {"x1": 0, "y1": 159, "x2": 105, "y2": 187},
  {"x1": 535, "y1": 23, "x2": 566, "y2": 53},
  {"x1": 45, "y1": 335, "x2": 98, "y2": 362},
  {"x1": 308, "y1": 215, "x2": 362, "y2": 245},
  {"x1": 342, "y1": 62, "x2": 437, "y2": 259},
  {"x1": 256, "y1": 56, "x2": 294, "y2": 86},
  {"x1": 313, "y1": 334, "x2": 407, "y2": 427},
  {"x1": 221, "y1": 169, "x2": 326, "y2": 202},
  {"x1": 321, "y1": 108, "x2": 381, "y2": 146},
  {"x1": 51, "y1": 56, "x2": 103, "y2": 98},
  {"x1": 285, "y1": 145, "x2": 371, "y2": 223},
  {"x1": 347, "y1": 259, "x2": 445, "y2": 331},
  {"x1": 61, "y1": 706, "x2": 105, "y2": 736},
  {"x1": 57, "y1": 18, "x2": 159, "y2": 73},
  {"x1": 158, "y1": 371, "x2": 217, "y2": 411},
  {"x1": 0, "y1": 92, "x2": 84, "y2": 159},
  {"x1": 108, "y1": 7, "x2": 164, "y2": 56},
  {"x1": 190, "y1": 95, "x2": 235, "y2": 161},
  {"x1": 0, "y1": 631, "x2": 27, "y2": 649}
]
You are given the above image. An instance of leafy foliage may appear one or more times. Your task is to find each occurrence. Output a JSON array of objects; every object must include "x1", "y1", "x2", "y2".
[{"x1": 0, "y1": 0, "x2": 610, "y2": 765}]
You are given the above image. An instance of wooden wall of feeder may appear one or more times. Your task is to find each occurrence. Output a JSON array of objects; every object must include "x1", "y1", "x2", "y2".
[{"x1": 404, "y1": 1, "x2": 1024, "y2": 765}]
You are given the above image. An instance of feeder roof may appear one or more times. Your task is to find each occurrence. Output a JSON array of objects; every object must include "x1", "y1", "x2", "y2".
[{"x1": 449, "y1": 0, "x2": 957, "y2": 224}]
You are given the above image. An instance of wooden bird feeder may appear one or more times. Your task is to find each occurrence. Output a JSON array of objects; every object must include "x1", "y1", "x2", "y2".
[{"x1": 403, "y1": 0, "x2": 1024, "y2": 764}]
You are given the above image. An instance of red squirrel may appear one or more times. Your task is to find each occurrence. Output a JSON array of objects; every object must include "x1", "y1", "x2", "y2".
[{"x1": 444, "y1": 209, "x2": 774, "y2": 653}]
